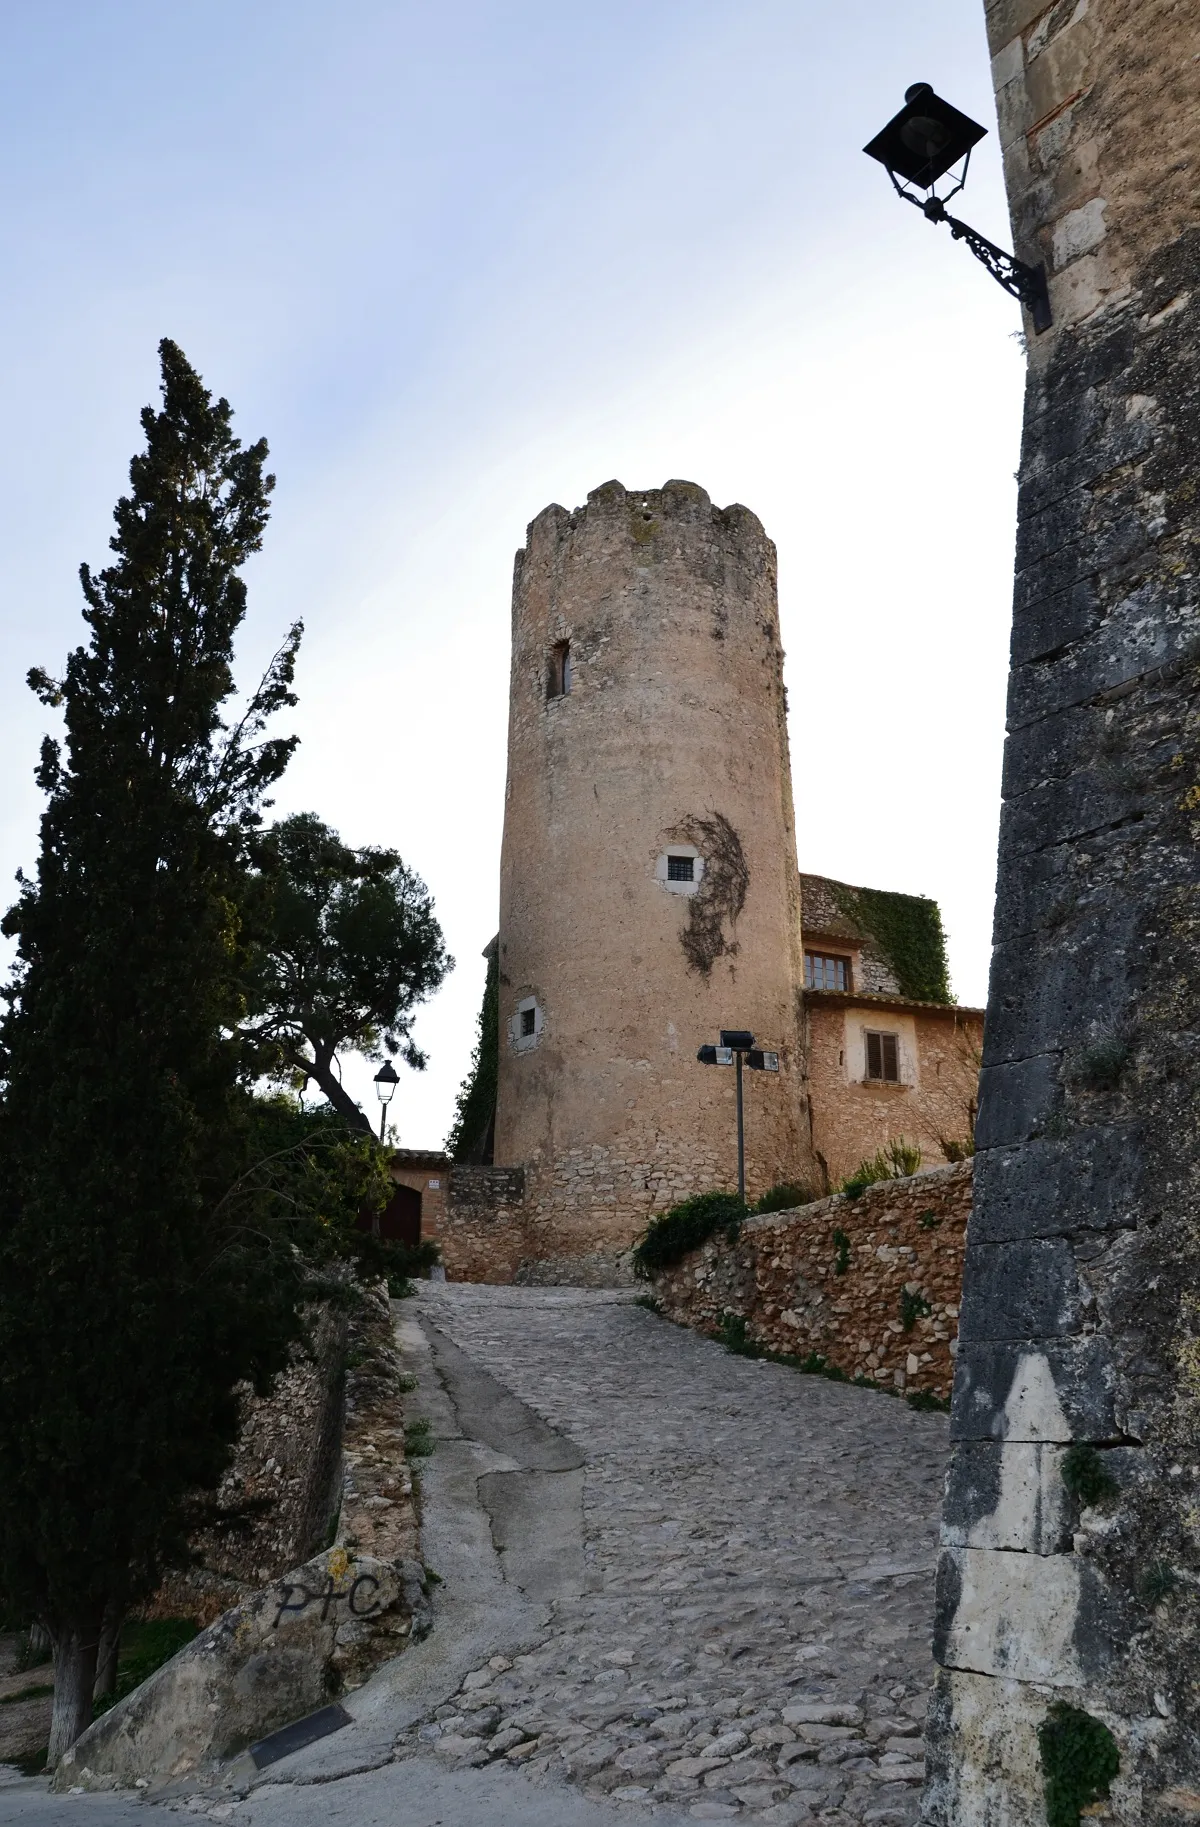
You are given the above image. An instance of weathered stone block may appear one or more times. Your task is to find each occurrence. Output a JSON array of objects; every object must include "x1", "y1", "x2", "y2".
[
  {"x1": 970, "y1": 1131, "x2": 1140, "y2": 1243},
  {"x1": 959, "y1": 1239, "x2": 1085, "y2": 1340},
  {"x1": 950, "y1": 1336, "x2": 1119, "y2": 1442},
  {"x1": 973, "y1": 1055, "x2": 1060, "y2": 1149}
]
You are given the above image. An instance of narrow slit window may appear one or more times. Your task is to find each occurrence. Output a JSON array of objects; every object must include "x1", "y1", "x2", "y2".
[
  {"x1": 805, "y1": 952, "x2": 852, "y2": 991},
  {"x1": 667, "y1": 854, "x2": 694, "y2": 883},
  {"x1": 865, "y1": 1031, "x2": 900, "y2": 1083},
  {"x1": 520, "y1": 1007, "x2": 536, "y2": 1038},
  {"x1": 548, "y1": 641, "x2": 572, "y2": 699}
]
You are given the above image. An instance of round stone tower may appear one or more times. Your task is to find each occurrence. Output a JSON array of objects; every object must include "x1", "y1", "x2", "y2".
[{"x1": 494, "y1": 478, "x2": 812, "y2": 1280}]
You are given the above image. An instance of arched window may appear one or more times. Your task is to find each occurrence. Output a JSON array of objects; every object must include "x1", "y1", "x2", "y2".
[{"x1": 548, "y1": 641, "x2": 572, "y2": 699}]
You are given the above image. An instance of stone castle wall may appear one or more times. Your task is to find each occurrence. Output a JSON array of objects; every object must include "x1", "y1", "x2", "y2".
[
  {"x1": 925, "y1": 4, "x2": 1200, "y2": 1822},
  {"x1": 493, "y1": 479, "x2": 813, "y2": 1278},
  {"x1": 652, "y1": 1162, "x2": 972, "y2": 1403}
]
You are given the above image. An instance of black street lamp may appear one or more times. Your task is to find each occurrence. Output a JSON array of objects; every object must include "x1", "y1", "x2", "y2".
[
  {"x1": 864, "y1": 82, "x2": 1052, "y2": 334},
  {"x1": 373, "y1": 1060, "x2": 399, "y2": 1143},
  {"x1": 697, "y1": 1029, "x2": 780, "y2": 1201}
]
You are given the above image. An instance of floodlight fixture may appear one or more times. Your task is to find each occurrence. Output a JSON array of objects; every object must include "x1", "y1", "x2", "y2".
[
  {"x1": 863, "y1": 82, "x2": 1052, "y2": 334},
  {"x1": 697, "y1": 1030, "x2": 780, "y2": 1197}
]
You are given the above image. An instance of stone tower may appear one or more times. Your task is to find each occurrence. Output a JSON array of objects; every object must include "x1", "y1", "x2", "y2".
[
  {"x1": 494, "y1": 478, "x2": 812, "y2": 1281},
  {"x1": 923, "y1": 4, "x2": 1200, "y2": 1823}
]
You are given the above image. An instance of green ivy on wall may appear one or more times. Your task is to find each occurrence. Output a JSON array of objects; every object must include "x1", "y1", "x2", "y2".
[
  {"x1": 446, "y1": 950, "x2": 499, "y2": 1163},
  {"x1": 831, "y1": 882, "x2": 952, "y2": 1003}
]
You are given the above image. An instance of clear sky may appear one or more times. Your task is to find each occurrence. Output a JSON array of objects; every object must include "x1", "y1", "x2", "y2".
[{"x1": 0, "y1": 1, "x2": 1024, "y2": 1149}]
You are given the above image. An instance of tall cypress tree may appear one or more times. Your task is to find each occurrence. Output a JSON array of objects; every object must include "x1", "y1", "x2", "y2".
[{"x1": 0, "y1": 342, "x2": 307, "y2": 1760}]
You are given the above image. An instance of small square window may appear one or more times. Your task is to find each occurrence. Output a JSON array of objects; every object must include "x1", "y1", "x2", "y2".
[
  {"x1": 520, "y1": 1007, "x2": 536, "y2": 1038},
  {"x1": 865, "y1": 1031, "x2": 900, "y2": 1083},
  {"x1": 667, "y1": 855, "x2": 694, "y2": 883}
]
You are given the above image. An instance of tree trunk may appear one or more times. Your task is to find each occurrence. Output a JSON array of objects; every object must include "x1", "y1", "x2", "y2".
[
  {"x1": 92, "y1": 1600, "x2": 122, "y2": 1702},
  {"x1": 296, "y1": 1045, "x2": 374, "y2": 1137},
  {"x1": 48, "y1": 1621, "x2": 101, "y2": 1765}
]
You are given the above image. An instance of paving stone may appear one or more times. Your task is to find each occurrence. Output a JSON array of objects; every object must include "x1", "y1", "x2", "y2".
[{"x1": 394, "y1": 1286, "x2": 946, "y2": 1824}]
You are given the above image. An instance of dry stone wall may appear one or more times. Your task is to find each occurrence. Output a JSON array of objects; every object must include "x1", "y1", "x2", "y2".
[
  {"x1": 652, "y1": 1163, "x2": 971, "y2": 1402},
  {"x1": 148, "y1": 1301, "x2": 348, "y2": 1625}
]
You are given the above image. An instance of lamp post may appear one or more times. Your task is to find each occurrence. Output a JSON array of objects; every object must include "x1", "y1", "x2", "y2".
[
  {"x1": 696, "y1": 1029, "x2": 780, "y2": 1201},
  {"x1": 373, "y1": 1060, "x2": 399, "y2": 1143},
  {"x1": 863, "y1": 82, "x2": 1052, "y2": 333}
]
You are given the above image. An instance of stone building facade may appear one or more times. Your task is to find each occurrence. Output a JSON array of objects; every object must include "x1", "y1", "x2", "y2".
[
  {"x1": 923, "y1": 4, "x2": 1200, "y2": 1823},
  {"x1": 424, "y1": 483, "x2": 982, "y2": 1284}
]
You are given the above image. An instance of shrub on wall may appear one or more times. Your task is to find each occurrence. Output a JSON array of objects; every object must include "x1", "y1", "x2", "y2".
[{"x1": 631, "y1": 1192, "x2": 748, "y2": 1275}]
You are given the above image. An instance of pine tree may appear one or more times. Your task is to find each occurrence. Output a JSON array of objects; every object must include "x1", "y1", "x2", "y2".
[
  {"x1": 244, "y1": 813, "x2": 451, "y2": 1133},
  {"x1": 0, "y1": 341, "x2": 307, "y2": 1761}
]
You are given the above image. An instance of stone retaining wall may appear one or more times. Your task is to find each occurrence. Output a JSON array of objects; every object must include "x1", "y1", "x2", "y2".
[
  {"x1": 55, "y1": 1281, "x2": 427, "y2": 1792},
  {"x1": 148, "y1": 1300, "x2": 348, "y2": 1625},
  {"x1": 651, "y1": 1162, "x2": 972, "y2": 1401}
]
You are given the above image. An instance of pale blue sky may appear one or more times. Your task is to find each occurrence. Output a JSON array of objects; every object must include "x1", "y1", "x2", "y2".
[{"x1": 0, "y1": 1, "x2": 1023, "y2": 1146}]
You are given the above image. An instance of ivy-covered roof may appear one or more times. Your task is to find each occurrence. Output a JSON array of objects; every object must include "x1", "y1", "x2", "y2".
[{"x1": 800, "y1": 872, "x2": 954, "y2": 1005}]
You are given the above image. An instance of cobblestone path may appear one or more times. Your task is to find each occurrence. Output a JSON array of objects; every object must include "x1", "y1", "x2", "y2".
[{"x1": 396, "y1": 1283, "x2": 948, "y2": 1827}]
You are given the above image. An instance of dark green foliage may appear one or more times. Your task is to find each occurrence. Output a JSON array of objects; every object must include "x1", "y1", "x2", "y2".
[
  {"x1": 348, "y1": 1228, "x2": 441, "y2": 1296},
  {"x1": 906, "y1": 1389, "x2": 950, "y2": 1413},
  {"x1": 631, "y1": 1192, "x2": 748, "y2": 1276},
  {"x1": 718, "y1": 1312, "x2": 753, "y2": 1354},
  {"x1": 832, "y1": 1228, "x2": 851, "y2": 1275},
  {"x1": 244, "y1": 813, "x2": 451, "y2": 1134},
  {"x1": 754, "y1": 1181, "x2": 816, "y2": 1215},
  {"x1": 1061, "y1": 1443, "x2": 1119, "y2": 1508},
  {"x1": 831, "y1": 882, "x2": 952, "y2": 1003},
  {"x1": 446, "y1": 949, "x2": 499, "y2": 1163},
  {"x1": 900, "y1": 1288, "x2": 932, "y2": 1331},
  {"x1": 938, "y1": 1136, "x2": 975, "y2": 1162},
  {"x1": 92, "y1": 1618, "x2": 199, "y2": 1718},
  {"x1": 1069, "y1": 1036, "x2": 1130, "y2": 1090},
  {"x1": 919, "y1": 1210, "x2": 942, "y2": 1230},
  {"x1": 1038, "y1": 1702, "x2": 1119, "y2": 1827},
  {"x1": 633, "y1": 1293, "x2": 662, "y2": 1314},
  {"x1": 404, "y1": 1418, "x2": 435, "y2": 1459},
  {"x1": 839, "y1": 1138, "x2": 922, "y2": 1196},
  {"x1": 0, "y1": 342, "x2": 317, "y2": 1753},
  {"x1": 1139, "y1": 1560, "x2": 1178, "y2": 1606}
]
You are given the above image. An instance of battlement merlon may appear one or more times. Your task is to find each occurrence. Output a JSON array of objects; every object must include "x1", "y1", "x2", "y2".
[{"x1": 512, "y1": 479, "x2": 777, "y2": 587}]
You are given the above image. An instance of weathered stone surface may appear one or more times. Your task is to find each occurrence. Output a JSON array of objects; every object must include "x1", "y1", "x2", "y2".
[
  {"x1": 492, "y1": 481, "x2": 813, "y2": 1280},
  {"x1": 927, "y1": 5, "x2": 1200, "y2": 1819},
  {"x1": 652, "y1": 1163, "x2": 971, "y2": 1400},
  {"x1": 390, "y1": 1283, "x2": 947, "y2": 1824}
]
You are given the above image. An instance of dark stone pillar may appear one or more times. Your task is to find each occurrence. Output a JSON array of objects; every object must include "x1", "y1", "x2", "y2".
[{"x1": 924, "y1": 4, "x2": 1200, "y2": 1820}]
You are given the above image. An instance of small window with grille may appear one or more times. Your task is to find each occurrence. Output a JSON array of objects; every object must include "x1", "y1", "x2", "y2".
[
  {"x1": 865, "y1": 1031, "x2": 900, "y2": 1083},
  {"x1": 667, "y1": 854, "x2": 694, "y2": 883},
  {"x1": 520, "y1": 1007, "x2": 536, "y2": 1037},
  {"x1": 805, "y1": 952, "x2": 852, "y2": 991}
]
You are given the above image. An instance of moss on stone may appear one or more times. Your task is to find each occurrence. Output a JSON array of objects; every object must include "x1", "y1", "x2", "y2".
[{"x1": 1038, "y1": 1702, "x2": 1119, "y2": 1827}]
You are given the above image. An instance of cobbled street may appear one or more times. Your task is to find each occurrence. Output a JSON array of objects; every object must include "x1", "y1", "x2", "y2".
[{"x1": 394, "y1": 1283, "x2": 948, "y2": 1827}]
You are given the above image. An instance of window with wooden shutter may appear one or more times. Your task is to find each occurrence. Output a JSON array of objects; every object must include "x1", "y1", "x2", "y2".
[{"x1": 865, "y1": 1030, "x2": 900, "y2": 1083}]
